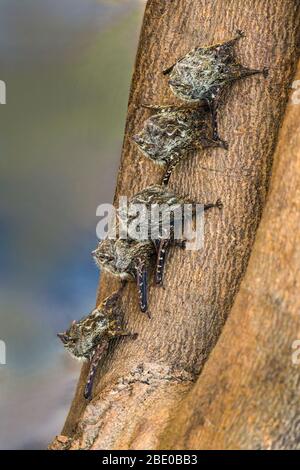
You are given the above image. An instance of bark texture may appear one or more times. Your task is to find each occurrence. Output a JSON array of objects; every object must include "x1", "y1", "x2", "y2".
[
  {"x1": 50, "y1": 0, "x2": 300, "y2": 450},
  {"x1": 159, "y1": 61, "x2": 300, "y2": 451}
]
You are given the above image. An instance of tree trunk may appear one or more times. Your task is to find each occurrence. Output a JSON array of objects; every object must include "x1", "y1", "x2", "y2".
[
  {"x1": 50, "y1": 0, "x2": 300, "y2": 450},
  {"x1": 159, "y1": 60, "x2": 300, "y2": 450}
]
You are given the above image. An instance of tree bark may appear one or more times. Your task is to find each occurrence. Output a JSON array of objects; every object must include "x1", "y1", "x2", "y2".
[
  {"x1": 159, "y1": 60, "x2": 300, "y2": 451},
  {"x1": 50, "y1": 0, "x2": 300, "y2": 450}
]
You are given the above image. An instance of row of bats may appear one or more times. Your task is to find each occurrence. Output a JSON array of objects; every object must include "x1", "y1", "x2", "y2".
[{"x1": 58, "y1": 31, "x2": 268, "y2": 399}]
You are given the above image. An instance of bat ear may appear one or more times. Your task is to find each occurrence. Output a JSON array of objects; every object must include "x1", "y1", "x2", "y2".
[{"x1": 57, "y1": 332, "x2": 68, "y2": 344}]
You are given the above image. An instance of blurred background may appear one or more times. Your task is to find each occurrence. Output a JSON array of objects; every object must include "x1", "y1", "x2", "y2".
[{"x1": 0, "y1": 0, "x2": 145, "y2": 449}]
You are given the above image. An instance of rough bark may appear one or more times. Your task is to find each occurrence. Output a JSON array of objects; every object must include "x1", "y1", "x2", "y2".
[
  {"x1": 50, "y1": 0, "x2": 300, "y2": 450},
  {"x1": 159, "y1": 61, "x2": 300, "y2": 451}
]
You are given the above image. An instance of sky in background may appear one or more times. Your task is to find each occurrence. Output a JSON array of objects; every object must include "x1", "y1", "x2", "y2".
[{"x1": 0, "y1": 0, "x2": 145, "y2": 449}]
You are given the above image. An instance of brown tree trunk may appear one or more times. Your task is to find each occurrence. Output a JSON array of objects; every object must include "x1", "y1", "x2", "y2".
[
  {"x1": 50, "y1": 0, "x2": 300, "y2": 450},
  {"x1": 159, "y1": 60, "x2": 300, "y2": 451}
]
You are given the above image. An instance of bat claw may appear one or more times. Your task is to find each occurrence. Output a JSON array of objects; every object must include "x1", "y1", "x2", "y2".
[
  {"x1": 145, "y1": 310, "x2": 151, "y2": 319},
  {"x1": 220, "y1": 139, "x2": 229, "y2": 150},
  {"x1": 216, "y1": 199, "x2": 223, "y2": 210},
  {"x1": 262, "y1": 67, "x2": 269, "y2": 78},
  {"x1": 236, "y1": 29, "x2": 245, "y2": 39}
]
